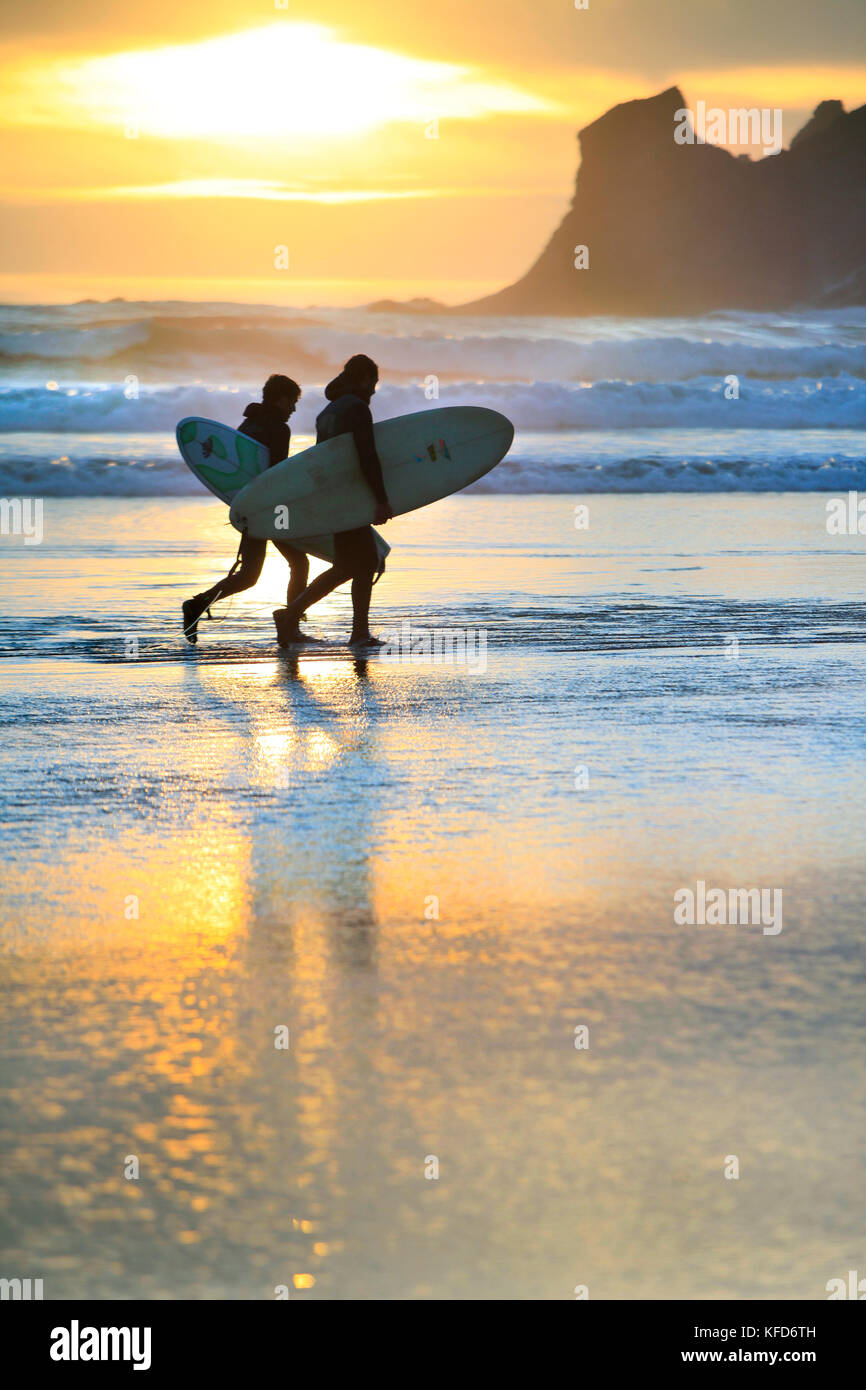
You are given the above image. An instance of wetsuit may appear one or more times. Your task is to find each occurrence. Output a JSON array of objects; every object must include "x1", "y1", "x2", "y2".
[
  {"x1": 192, "y1": 402, "x2": 309, "y2": 611},
  {"x1": 272, "y1": 377, "x2": 392, "y2": 644},
  {"x1": 315, "y1": 387, "x2": 388, "y2": 577}
]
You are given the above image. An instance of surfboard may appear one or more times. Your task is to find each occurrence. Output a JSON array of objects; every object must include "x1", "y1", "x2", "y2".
[
  {"x1": 228, "y1": 406, "x2": 513, "y2": 541},
  {"x1": 175, "y1": 416, "x2": 390, "y2": 564}
]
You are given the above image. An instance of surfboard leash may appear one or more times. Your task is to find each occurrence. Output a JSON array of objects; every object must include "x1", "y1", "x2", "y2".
[{"x1": 181, "y1": 529, "x2": 246, "y2": 638}]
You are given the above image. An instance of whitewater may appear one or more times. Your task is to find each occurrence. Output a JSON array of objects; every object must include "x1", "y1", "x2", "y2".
[{"x1": 1, "y1": 300, "x2": 864, "y2": 495}]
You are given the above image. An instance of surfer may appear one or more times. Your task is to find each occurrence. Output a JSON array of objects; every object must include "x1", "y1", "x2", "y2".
[
  {"x1": 273, "y1": 354, "x2": 393, "y2": 650},
  {"x1": 182, "y1": 375, "x2": 310, "y2": 644}
]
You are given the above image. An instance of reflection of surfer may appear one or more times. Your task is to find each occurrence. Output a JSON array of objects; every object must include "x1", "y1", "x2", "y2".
[
  {"x1": 273, "y1": 355, "x2": 393, "y2": 651},
  {"x1": 182, "y1": 375, "x2": 309, "y2": 645}
]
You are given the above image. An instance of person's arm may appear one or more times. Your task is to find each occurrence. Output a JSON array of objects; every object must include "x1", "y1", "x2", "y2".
[
  {"x1": 269, "y1": 423, "x2": 290, "y2": 467},
  {"x1": 345, "y1": 401, "x2": 392, "y2": 517}
]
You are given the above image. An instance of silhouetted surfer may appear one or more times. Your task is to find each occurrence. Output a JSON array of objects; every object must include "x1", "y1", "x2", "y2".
[
  {"x1": 182, "y1": 375, "x2": 310, "y2": 644},
  {"x1": 273, "y1": 354, "x2": 393, "y2": 650}
]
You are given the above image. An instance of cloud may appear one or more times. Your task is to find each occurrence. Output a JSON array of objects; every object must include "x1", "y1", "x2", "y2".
[{"x1": 3, "y1": 22, "x2": 555, "y2": 139}]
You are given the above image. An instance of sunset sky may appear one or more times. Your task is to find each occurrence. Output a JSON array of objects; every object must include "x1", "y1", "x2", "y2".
[{"x1": 1, "y1": 0, "x2": 865, "y2": 304}]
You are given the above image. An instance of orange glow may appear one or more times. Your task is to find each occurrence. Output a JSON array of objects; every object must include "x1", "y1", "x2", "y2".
[
  {"x1": 0, "y1": 9, "x2": 863, "y2": 302},
  {"x1": 3, "y1": 23, "x2": 552, "y2": 138}
]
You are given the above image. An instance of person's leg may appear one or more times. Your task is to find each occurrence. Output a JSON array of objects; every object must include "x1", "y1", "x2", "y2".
[
  {"x1": 272, "y1": 528, "x2": 381, "y2": 647},
  {"x1": 340, "y1": 527, "x2": 381, "y2": 645},
  {"x1": 272, "y1": 543, "x2": 310, "y2": 606},
  {"x1": 348, "y1": 571, "x2": 375, "y2": 644},
  {"x1": 271, "y1": 542, "x2": 312, "y2": 641},
  {"x1": 182, "y1": 536, "x2": 266, "y2": 643},
  {"x1": 273, "y1": 564, "x2": 349, "y2": 645}
]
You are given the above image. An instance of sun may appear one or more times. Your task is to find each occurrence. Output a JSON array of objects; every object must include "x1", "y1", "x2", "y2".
[{"x1": 10, "y1": 22, "x2": 550, "y2": 143}]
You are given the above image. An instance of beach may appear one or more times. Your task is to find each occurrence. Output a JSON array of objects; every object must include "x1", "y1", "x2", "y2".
[
  {"x1": 1, "y1": 491, "x2": 864, "y2": 1298},
  {"x1": 3, "y1": 0, "x2": 866, "y2": 1331}
]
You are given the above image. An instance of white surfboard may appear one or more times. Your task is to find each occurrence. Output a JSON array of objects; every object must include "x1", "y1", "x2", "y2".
[
  {"x1": 175, "y1": 416, "x2": 390, "y2": 564},
  {"x1": 229, "y1": 406, "x2": 513, "y2": 541}
]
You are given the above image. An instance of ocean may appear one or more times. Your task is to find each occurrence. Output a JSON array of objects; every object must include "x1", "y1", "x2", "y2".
[
  {"x1": 1, "y1": 300, "x2": 865, "y2": 496},
  {"x1": 1, "y1": 301, "x2": 864, "y2": 1299}
]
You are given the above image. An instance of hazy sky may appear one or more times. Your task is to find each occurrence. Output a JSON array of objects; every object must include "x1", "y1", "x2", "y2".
[{"x1": 1, "y1": 0, "x2": 864, "y2": 303}]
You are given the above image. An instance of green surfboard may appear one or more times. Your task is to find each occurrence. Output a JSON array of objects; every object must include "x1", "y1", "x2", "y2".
[{"x1": 176, "y1": 416, "x2": 390, "y2": 565}]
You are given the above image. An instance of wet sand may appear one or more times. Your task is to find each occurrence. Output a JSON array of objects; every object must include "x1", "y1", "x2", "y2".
[{"x1": 1, "y1": 493, "x2": 864, "y2": 1298}]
